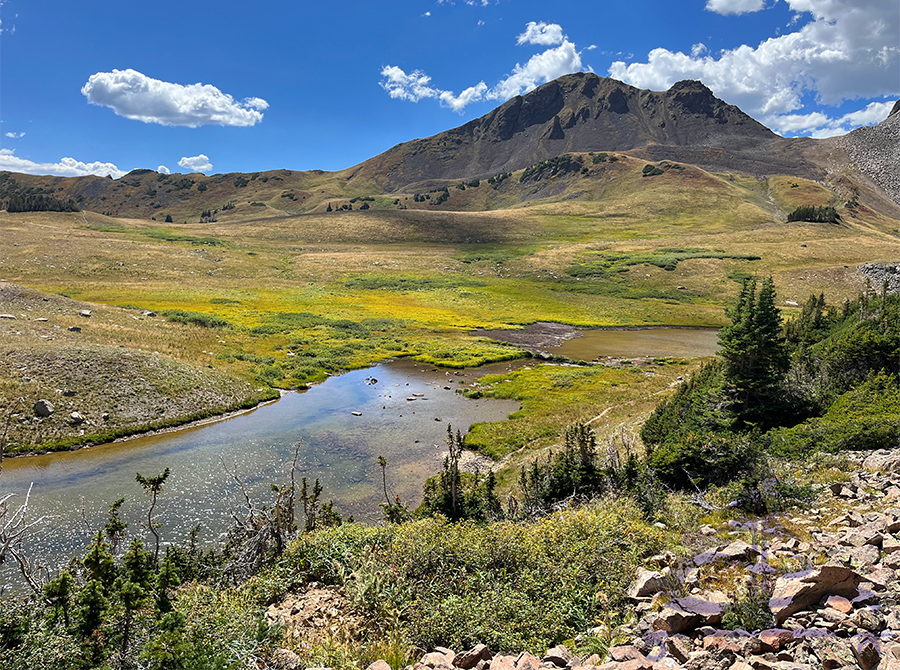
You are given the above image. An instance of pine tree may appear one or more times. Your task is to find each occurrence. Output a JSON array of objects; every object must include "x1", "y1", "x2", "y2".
[{"x1": 717, "y1": 276, "x2": 788, "y2": 426}]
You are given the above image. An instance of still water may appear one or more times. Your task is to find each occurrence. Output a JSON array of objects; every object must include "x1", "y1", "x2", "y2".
[
  {"x1": 557, "y1": 327, "x2": 720, "y2": 360},
  {"x1": 0, "y1": 359, "x2": 521, "y2": 584}
]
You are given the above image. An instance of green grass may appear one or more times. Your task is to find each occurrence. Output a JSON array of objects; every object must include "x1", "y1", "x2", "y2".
[
  {"x1": 88, "y1": 223, "x2": 225, "y2": 246},
  {"x1": 464, "y1": 361, "x2": 693, "y2": 461},
  {"x1": 568, "y1": 248, "x2": 762, "y2": 277}
]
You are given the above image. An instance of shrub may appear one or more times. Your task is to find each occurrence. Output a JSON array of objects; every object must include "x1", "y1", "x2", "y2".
[
  {"x1": 161, "y1": 310, "x2": 232, "y2": 329},
  {"x1": 641, "y1": 164, "x2": 664, "y2": 177},
  {"x1": 787, "y1": 205, "x2": 839, "y2": 223}
]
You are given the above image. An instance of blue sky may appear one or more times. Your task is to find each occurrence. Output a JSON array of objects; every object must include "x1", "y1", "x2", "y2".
[{"x1": 0, "y1": 0, "x2": 897, "y2": 178}]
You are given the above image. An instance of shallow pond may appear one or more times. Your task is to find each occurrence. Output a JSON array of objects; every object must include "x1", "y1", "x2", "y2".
[
  {"x1": 0, "y1": 359, "x2": 521, "y2": 585},
  {"x1": 557, "y1": 327, "x2": 720, "y2": 360}
]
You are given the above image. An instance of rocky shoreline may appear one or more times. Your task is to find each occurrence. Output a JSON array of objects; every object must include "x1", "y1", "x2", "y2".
[{"x1": 266, "y1": 447, "x2": 900, "y2": 670}]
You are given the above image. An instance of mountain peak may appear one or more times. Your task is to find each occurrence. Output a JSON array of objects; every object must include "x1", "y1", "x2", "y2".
[{"x1": 360, "y1": 74, "x2": 802, "y2": 190}]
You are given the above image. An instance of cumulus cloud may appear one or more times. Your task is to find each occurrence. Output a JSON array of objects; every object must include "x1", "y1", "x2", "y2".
[
  {"x1": 178, "y1": 154, "x2": 213, "y2": 173},
  {"x1": 380, "y1": 22, "x2": 584, "y2": 113},
  {"x1": 609, "y1": 0, "x2": 899, "y2": 135},
  {"x1": 769, "y1": 100, "x2": 896, "y2": 137},
  {"x1": 517, "y1": 21, "x2": 565, "y2": 46},
  {"x1": 81, "y1": 69, "x2": 268, "y2": 127},
  {"x1": 705, "y1": 0, "x2": 766, "y2": 15},
  {"x1": 157, "y1": 165, "x2": 171, "y2": 175},
  {"x1": 487, "y1": 39, "x2": 582, "y2": 101},
  {"x1": 440, "y1": 83, "x2": 490, "y2": 113},
  {"x1": 0, "y1": 149, "x2": 126, "y2": 178},
  {"x1": 380, "y1": 67, "x2": 441, "y2": 103},
  {"x1": 4, "y1": 131, "x2": 24, "y2": 138}
]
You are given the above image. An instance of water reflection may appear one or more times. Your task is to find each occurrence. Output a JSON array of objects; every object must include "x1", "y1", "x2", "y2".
[
  {"x1": 556, "y1": 327, "x2": 720, "y2": 360},
  {"x1": 0, "y1": 359, "x2": 521, "y2": 584}
]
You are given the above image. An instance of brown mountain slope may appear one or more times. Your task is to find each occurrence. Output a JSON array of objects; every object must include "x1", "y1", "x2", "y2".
[
  {"x1": 352, "y1": 73, "x2": 822, "y2": 190},
  {"x1": 1, "y1": 73, "x2": 895, "y2": 220}
]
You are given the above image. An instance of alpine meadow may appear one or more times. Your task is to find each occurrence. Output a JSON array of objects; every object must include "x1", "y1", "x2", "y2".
[{"x1": 2, "y1": 5, "x2": 900, "y2": 669}]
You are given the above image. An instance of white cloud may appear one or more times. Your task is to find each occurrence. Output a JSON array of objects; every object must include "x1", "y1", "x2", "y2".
[
  {"x1": 487, "y1": 39, "x2": 583, "y2": 101},
  {"x1": 380, "y1": 22, "x2": 585, "y2": 113},
  {"x1": 608, "y1": 0, "x2": 899, "y2": 135},
  {"x1": 380, "y1": 66, "x2": 441, "y2": 102},
  {"x1": 423, "y1": 11, "x2": 431, "y2": 16},
  {"x1": 440, "y1": 83, "x2": 490, "y2": 112},
  {"x1": 0, "y1": 148, "x2": 126, "y2": 178},
  {"x1": 774, "y1": 100, "x2": 896, "y2": 137},
  {"x1": 691, "y1": 43, "x2": 708, "y2": 58},
  {"x1": 157, "y1": 165, "x2": 171, "y2": 175},
  {"x1": 516, "y1": 21, "x2": 565, "y2": 47},
  {"x1": 81, "y1": 69, "x2": 268, "y2": 127},
  {"x1": 178, "y1": 154, "x2": 213, "y2": 173},
  {"x1": 705, "y1": 0, "x2": 766, "y2": 15},
  {"x1": 4, "y1": 131, "x2": 24, "y2": 138}
]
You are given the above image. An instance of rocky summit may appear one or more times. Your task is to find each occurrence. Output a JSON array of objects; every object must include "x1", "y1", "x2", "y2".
[{"x1": 357, "y1": 74, "x2": 820, "y2": 190}]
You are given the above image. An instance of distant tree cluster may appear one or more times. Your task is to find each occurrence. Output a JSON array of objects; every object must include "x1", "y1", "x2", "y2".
[
  {"x1": 787, "y1": 205, "x2": 840, "y2": 223},
  {"x1": 412, "y1": 188, "x2": 450, "y2": 205},
  {"x1": 641, "y1": 164, "x2": 664, "y2": 177},
  {"x1": 487, "y1": 172, "x2": 512, "y2": 186},
  {"x1": 520, "y1": 154, "x2": 581, "y2": 183},
  {"x1": 5, "y1": 193, "x2": 80, "y2": 213}
]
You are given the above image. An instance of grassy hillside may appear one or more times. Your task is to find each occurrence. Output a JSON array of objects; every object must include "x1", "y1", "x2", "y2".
[{"x1": 2, "y1": 149, "x2": 898, "y2": 457}]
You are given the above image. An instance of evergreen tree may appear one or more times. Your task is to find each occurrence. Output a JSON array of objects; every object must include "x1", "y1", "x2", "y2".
[
  {"x1": 717, "y1": 276, "x2": 789, "y2": 426},
  {"x1": 43, "y1": 569, "x2": 76, "y2": 629}
]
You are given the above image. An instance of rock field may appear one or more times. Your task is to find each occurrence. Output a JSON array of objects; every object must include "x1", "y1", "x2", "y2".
[{"x1": 266, "y1": 447, "x2": 900, "y2": 670}]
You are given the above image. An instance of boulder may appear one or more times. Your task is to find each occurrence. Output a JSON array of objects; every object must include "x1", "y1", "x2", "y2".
[
  {"x1": 864, "y1": 567, "x2": 896, "y2": 591},
  {"x1": 718, "y1": 541, "x2": 761, "y2": 562},
  {"x1": 514, "y1": 652, "x2": 540, "y2": 670},
  {"x1": 770, "y1": 566, "x2": 863, "y2": 625},
  {"x1": 490, "y1": 656, "x2": 517, "y2": 670},
  {"x1": 368, "y1": 662, "x2": 393, "y2": 670},
  {"x1": 68, "y1": 411, "x2": 85, "y2": 425},
  {"x1": 850, "y1": 632, "x2": 881, "y2": 670},
  {"x1": 421, "y1": 651, "x2": 455, "y2": 669},
  {"x1": 543, "y1": 646, "x2": 575, "y2": 667},
  {"x1": 0, "y1": 314, "x2": 16, "y2": 319},
  {"x1": 864, "y1": 451, "x2": 900, "y2": 473},
  {"x1": 702, "y1": 631, "x2": 762, "y2": 657},
  {"x1": 608, "y1": 646, "x2": 647, "y2": 663},
  {"x1": 653, "y1": 602, "x2": 700, "y2": 634},
  {"x1": 758, "y1": 629, "x2": 798, "y2": 652},
  {"x1": 850, "y1": 544, "x2": 881, "y2": 570},
  {"x1": 616, "y1": 660, "x2": 652, "y2": 670},
  {"x1": 79, "y1": 309, "x2": 91, "y2": 317},
  {"x1": 33, "y1": 399, "x2": 54, "y2": 417},
  {"x1": 823, "y1": 595, "x2": 853, "y2": 614},
  {"x1": 629, "y1": 568, "x2": 671, "y2": 599},
  {"x1": 664, "y1": 636, "x2": 693, "y2": 663},
  {"x1": 455, "y1": 646, "x2": 493, "y2": 669},
  {"x1": 675, "y1": 596, "x2": 726, "y2": 627}
]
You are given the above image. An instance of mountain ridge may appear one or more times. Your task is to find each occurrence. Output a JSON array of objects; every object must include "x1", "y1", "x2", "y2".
[
  {"x1": 1, "y1": 74, "x2": 897, "y2": 219},
  {"x1": 353, "y1": 73, "x2": 821, "y2": 190}
]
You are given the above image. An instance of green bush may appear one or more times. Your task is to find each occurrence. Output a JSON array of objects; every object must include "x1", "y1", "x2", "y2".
[
  {"x1": 264, "y1": 502, "x2": 662, "y2": 651},
  {"x1": 787, "y1": 205, "x2": 839, "y2": 223},
  {"x1": 769, "y1": 371, "x2": 900, "y2": 455},
  {"x1": 161, "y1": 310, "x2": 231, "y2": 329}
]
